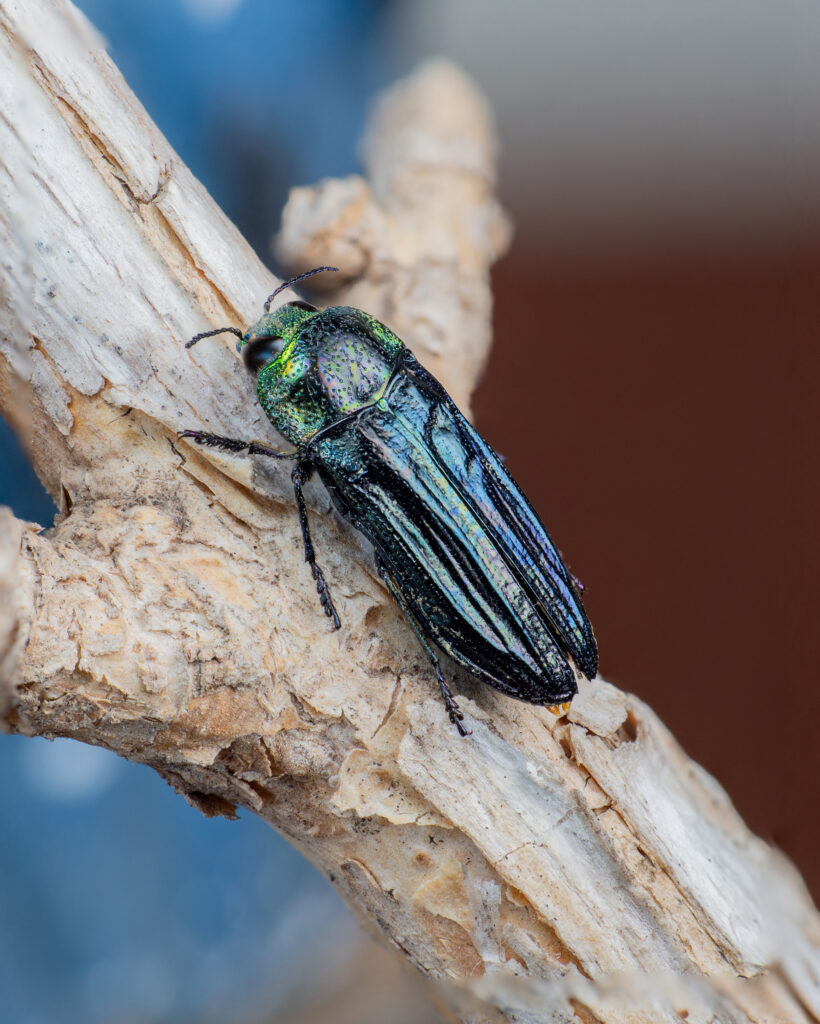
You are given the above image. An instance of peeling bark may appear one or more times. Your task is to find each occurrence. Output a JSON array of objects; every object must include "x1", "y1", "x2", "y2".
[{"x1": 0, "y1": 3, "x2": 818, "y2": 1022}]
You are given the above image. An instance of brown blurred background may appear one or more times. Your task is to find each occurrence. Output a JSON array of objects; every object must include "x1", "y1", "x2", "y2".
[{"x1": 478, "y1": 239, "x2": 819, "y2": 899}]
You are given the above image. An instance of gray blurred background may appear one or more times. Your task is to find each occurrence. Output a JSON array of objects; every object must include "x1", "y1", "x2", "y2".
[{"x1": 1, "y1": 2, "x2": 817, "y2": 1021}]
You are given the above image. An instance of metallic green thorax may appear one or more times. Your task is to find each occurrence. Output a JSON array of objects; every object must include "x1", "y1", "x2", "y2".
[{"x1": 243, "y1": 306, "x2": 404, "y2": 447}]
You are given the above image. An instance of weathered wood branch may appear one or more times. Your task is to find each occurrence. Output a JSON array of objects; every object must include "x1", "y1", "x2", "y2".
[{"x1": 1, "y1": 3, "x2": 818, "y2": 1021}]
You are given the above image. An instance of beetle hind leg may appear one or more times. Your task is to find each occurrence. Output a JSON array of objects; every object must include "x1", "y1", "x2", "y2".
[
  {"x1": 375, "y1": 554, "x2": 470, "y2": 737},
  {"x1": 432, "y1": 660, "x2": 470, "y2": 737}
]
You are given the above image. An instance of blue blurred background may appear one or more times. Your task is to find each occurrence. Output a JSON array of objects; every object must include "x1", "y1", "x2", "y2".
[{"x1": 2, "y1": 1, "x2": 818, "y2": 1021}]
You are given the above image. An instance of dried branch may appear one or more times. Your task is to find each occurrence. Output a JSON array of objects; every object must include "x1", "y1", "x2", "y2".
[{"x1": 0, "y1": 3, "x2": 818, "y2": 1022}]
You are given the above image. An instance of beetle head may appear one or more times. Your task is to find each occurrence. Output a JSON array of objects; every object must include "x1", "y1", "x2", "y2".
[
  {"x1": 237, "y1": 300, "x2": 318, "y2": 374},
  {"x1": 184, "y1": 266, "x2": 339, "y2": 375}
]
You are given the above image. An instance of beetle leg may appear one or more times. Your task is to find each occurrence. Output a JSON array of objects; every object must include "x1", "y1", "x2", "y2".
[
  {"x1": 374, "y1": 555, "x2": 470, "y2": 737},
  {"x1": 292, "y1": 463, "x2": 341, "y2": 630},
  {"x1": 178, "y1": 430, "x2": 299, "y2": 460},
  {"x1": 433, "y1": 663, "x2": 470, "y2": 737}
]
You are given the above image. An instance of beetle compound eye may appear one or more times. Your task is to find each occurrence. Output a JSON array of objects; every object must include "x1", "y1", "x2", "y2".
[
  {"x1": 286, "y1": 300, "x2": 318, "y2": 313},
  {"x1": 242, "y1": 335, "x2": 284, "y2": 373}
]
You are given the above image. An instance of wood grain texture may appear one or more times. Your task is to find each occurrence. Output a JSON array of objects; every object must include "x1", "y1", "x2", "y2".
[{"x1": 0, "y1": 3, "x2": 818, "y2": 1021}]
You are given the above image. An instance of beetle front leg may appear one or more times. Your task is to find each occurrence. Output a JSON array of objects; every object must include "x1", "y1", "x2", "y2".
[
  {"x1": 292, "y1": 463, "x2": 341, "y2": 630},
  {"x1": 178, "y1": 430, "x2": 299, "y2": 460}
]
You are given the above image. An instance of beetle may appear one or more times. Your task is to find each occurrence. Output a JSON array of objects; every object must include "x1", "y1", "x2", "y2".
[{"x1": 181, "y1": 267, "x2": 597, "y2": 735}]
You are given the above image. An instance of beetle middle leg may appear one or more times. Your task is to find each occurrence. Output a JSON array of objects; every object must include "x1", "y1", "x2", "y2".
[
  {"x1": 374, "y1": 554, "x2": 470, "y2": 737},
  {"x1": 292, "y1": 463, "x2": 341, "y2": 630},
  {"x1": 180, "y1": 431, "x2": 340, "y2": 629}
]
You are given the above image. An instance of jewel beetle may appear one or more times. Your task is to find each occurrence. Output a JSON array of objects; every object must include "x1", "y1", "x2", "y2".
[{"x1": 182, "y1": 267, "x2": 597, "y2": 735}]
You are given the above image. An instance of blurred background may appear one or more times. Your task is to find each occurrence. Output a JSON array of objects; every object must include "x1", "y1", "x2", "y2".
[{"x1": 1, "y1": 1, "x2": 817, "y2": 1021}]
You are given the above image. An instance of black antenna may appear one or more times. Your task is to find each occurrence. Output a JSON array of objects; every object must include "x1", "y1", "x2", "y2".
[
  {"x1": 185, "y1": 326, "x2": 244, "y2": 350},
  {"x1": 263, "y1": 266, "x2": 339, "y2": 313}
]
